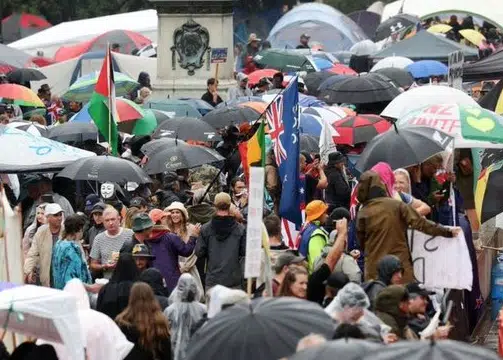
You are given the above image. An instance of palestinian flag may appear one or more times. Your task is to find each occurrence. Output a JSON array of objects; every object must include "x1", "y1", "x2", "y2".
[
  {"x1": 238, "y1": 119, "x2": 266, "y2": 181},
  {"x1": 88, "y1": 47, "x2": 119, "y2": 155}
]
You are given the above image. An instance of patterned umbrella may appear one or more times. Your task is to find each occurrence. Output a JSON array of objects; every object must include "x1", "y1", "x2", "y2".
[
  {"x1": 2, "y1": 13, "x2": 51, "y2": 43},
  {"x1": 0, "y1": 84, "x2": 44, "y2": 107},
  {"x1": 6, "y1": 121, "x2": 48, "y2": 137},
  {"x1": 333, "y1": 114, "x2": 392, "y2": 145},
  {"x1": 118, "y1": 109, "x2": 158, "y2": 136}
]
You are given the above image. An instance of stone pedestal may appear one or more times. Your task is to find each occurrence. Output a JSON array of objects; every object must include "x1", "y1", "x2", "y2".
[{"x1": 150, "y1": 0, "x2": 235, "y2": 98}]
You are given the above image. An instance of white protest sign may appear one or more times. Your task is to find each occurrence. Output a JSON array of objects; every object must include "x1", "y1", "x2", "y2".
[
  {"x1": 448, "y1": 51, "x2": 464, "y2": 90},
  {"x1": 319, "y1": 120, "x2": 338, "y2": 165},
  {"x1": 244, "y1": 167, "x2": 265, "y2": 279},
  {"x1": 407, "y1": 229, "x2": 473, "y2": 290}
]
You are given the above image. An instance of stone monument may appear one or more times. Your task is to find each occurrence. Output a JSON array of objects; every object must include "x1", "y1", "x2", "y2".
[{"x1": 150, "y1": 0, "x2": 235, "y2": 98}]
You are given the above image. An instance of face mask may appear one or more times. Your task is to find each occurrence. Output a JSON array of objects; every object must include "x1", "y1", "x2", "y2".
[{"x1": 100, "y1": 182, "x2": 115, "y2": 199}]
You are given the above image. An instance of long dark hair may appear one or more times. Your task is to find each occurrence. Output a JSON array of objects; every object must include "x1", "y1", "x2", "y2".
[
  {"x1": 110, "y1": 253, "x2": 139, "y2": 283},
  {"x1": 278, "y1": 266, "x2": 308, "y2": 298}
]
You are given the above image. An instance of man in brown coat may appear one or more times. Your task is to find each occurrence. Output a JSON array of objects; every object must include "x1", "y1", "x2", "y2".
[{"x1": 356, "y1": 171, "x2": 460, "y2": 283}]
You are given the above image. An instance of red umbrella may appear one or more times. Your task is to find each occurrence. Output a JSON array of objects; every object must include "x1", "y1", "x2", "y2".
[
  {"x1": 247, "y1": 69, "x2": 281, "y2": 86},
  {"x1": 326, "y1": 63, "x2": 357, "y2": 75},
  {"x1": 2, "y1": 13, "x2": 51, "y2": 43},
  {"x1": 332, "y1": 114, "x2": 391, "y2": 145}
]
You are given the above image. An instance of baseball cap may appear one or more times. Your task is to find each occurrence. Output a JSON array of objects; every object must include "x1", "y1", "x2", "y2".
[
  {"x1": 214, "y1": 192, "x2": 231, "y2": 207},
  {"x1": 323, "y1": 271, "x2": 350, "y2": 289},
  {"x1": 130, "y1": 197, "x2": 148, "y2": 208},
  {"x1": 85, "y1": 194, "x2": 101, "y2": 212},
  {"x1": 149, "y1": 208, "x2": 169, "y2": 224},
  {"x1": 274, "y1": 252, "x2": 305, "y2": 272},
  {"x1": 406, "y1": 283, "x2": 435, "y2": 298},
  {"x1": 91, "y1": 202, "x2": 106, "y2": 215},
  {"x1": 132, "y1": 244, "x2": 156, "y2": 259},
  {"x1": 45, "y1": 203, "x2": 64, "y2": 216},
  {"x1": 131, "y1": 213, "x2": 154, "y2": 233}
]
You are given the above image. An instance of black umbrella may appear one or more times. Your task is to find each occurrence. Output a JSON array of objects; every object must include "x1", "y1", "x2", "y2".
[
  {"x1": 141, "y1": 138, "x2": 176, "y2": 156},
  {"x1": 375, "y1": 14, "x2": 420, "y2": 42},
  {"x1": 57, "y1": 155, "x2": 152, "y2": 184},
  {"x1": 48, "y1": 122, "x2": 103, "y2": 144},
  {"x1": 202, "y1": 105, "x2": 260, "y2": 129},
  {"x1": 152, "y1": 117, "x2": 221, "y2": 142},
  {"x1": 356, "y1": 126, "x2": 452, "y2": 171},
  {"x1": 150, "y1": 109, "x2": 172, "y2": 123},
  {"x1": 186, "y1": 297, "x2": 334, "y2": 360},
  {"x1": 348, "y1": 10, "x2": 382, "y2": 39},
  {"x1": 304, "y1": 72, "x2": 337, "y2": 96},
  {"x1": 300, "y1": 134, "x2": 320, "y2": 153},
  {"x1": 7, "y1": 68, "x2": 46, "y2": 84},
  {"x1": 374, "y1": 67, "x2": 415, "y2": 88},
  {"x1": 361, "y1": 339, "x2": 500, "y2": 360},
  {"x1": 317, "y1": 75, "x2": 352, "y2": 94},
  {"x1": 290, "y1": 339, "x2": 382, "y2": 360},
  {"x1": 318, "y1": 74, "x2": 401, "y2": 105},
  {"x1": 143, "y1": 139, "x2": 224, "y2": 174}
]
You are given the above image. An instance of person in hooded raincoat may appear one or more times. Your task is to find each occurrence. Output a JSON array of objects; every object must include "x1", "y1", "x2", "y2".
[
  {"x1": 363, "y1": 255, "x2": 404, "y2": 310},
  {"x1": 164, "y1": 274, "x2": 207, "y2": 360}
]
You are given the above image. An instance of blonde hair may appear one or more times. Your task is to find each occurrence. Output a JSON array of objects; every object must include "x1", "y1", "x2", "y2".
[
  {"x1": 124, "y1": 207, "x2": 141, "y2": 229},
  {"x1": 393, "y1": 168, "x2": 412, "y2": 194}
]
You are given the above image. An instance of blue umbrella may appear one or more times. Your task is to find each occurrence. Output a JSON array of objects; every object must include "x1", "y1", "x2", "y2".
[
  {"x1": 178, "y1": 98, "x2": 214, "y2": 116},
  {"x1": 299, "y1": 94, "x2": 326, "y2": 107},
  {"x1": 70, "y1": 103, "x2": 92, "y2": 123},
  {"x1": 406, "y1": 60, "x2": 448, "y2": 78},
  {"x1": 299, "y1": 113, "x2": 323, "y2": 136},
  {"x1": 144, "y1": 99, "x2": 201, "y2": 118},
  {"x1": 313, "y1": 57, "x2": 334, "y2": 71}
]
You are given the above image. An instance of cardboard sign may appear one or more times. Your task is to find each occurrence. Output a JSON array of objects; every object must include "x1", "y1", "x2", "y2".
[
  {"x1": 448, "y1": 51, "x2": 464, "y2": 90},
  {"x1": 408, "y1": 229, "x2": 473, "y2": 290},
  {"x1": 244, "y1": 167, "x2": 265, "y2": 279},
  {"x1": 211, "y1": 48, "x2": 228, "y2": 64}
]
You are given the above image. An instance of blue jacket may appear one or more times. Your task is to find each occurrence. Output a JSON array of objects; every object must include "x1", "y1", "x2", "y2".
[{"x1": 52, "y1": 240, "x2": 91, "y2": 290}]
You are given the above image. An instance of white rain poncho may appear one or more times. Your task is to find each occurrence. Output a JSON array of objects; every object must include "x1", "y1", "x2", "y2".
[{"x1": 165, "y1": 274, "x2": 207, "y2": 360}]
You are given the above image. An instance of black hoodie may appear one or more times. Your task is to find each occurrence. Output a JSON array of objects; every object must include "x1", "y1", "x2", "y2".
[
  {"x1": 362, "y1": 255, "x2": 403, "y2": 309},
  {"x1": 195, "y1": 215, "x2": 246, "y2": 288}
]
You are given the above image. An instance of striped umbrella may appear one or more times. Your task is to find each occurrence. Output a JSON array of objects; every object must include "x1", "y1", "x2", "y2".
[
  {"x1": 61, "y1": 71, "x2": 138, "y2": 102},
  {"x1": 6, "y1": 121, "x2": 48, "y2": 137},
  {"x1": 118, "y1": 109, "x2": 159, "y2": 136},
  {"x1": 0, "y1": 84, "x2": 44, "y2": 107},
  {"x1": 333, "y1": 114, "x2": 391, "y2": 145}
]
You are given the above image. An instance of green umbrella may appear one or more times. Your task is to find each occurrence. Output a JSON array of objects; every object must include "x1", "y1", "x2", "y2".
[
  {"x1": 253, "y1": 49, "x2": 317, "y2": 73},
  {"x1": 118, "y1": 109, "x2": 158, "y2": 135},
  {"x1": 460, "y1": 106, "x2": 503, "y2": 144},
  {"x1": 144, "y1": 99, "x2": 201, "y2": 118},
  {"x1": 61, "y1": 71, "x2": 138, "y2": 102}
]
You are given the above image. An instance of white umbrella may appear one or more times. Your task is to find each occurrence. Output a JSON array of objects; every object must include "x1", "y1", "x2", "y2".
[
  {"x1": 350, "y1": 39, "x2": 380, "y2": 56},
  {"x1": 381, "y1": 85, "x2": 479, "y2": 119},
  {"x1": 7, "y1": 121, "x2": 48, "y2": 137},
  {"x1": 0, "y1": 125, "x2": 96, "y2": 173},
  {"x1": 370, "y1": 56, "x2": 414, "y2": 71},
  {"x1": 302, "y1": 106, "x2": 347, "y2": 123}
]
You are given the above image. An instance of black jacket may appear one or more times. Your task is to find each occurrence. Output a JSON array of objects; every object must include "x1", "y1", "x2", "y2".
[
  {"x1": 97, "y1": 281, "x2": 134, "y2": 320},
  {"x1": 195, "y1": 216, "x2": 246, "y2": 288},
  {"x1": 156, "y1": 189, "x2": 180, "y2": 209},
  {"x1": 325, "y1": 166, "x2": 351, "y2": 210},
  {"x1": 139, "y1": 268, "x2": 171, "y2": 309},
  {"x1": 120, "y1": 324, "x2": 172, "y2": 360},
  {"x1": 201, "y1": 91, "x2": 223, "y2": 107}
]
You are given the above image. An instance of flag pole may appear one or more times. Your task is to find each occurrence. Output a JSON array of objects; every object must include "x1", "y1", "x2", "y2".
[{"x1": 107, "y1": 44, "x2": 112, "y2": 155}]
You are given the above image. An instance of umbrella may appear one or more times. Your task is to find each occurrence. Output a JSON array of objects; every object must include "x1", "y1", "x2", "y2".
[
  {"x1": 427, "y1": 24, "x2": 452, "y2": 34},
  {"x1": 313, "y1": 58, "x2": 335, "y2": 71},
  {"x1": 381, "y1": 85, "x2": 479, "y2": 119},
  {"x1": 0, "y1": 125, "x2": 95, "y2": 173},
  {"x1": 141, "y1": 138, "x2": 177, "y2": 156},
  {"x1": 333, "y1": 114, "x2": 391, "y2": 145},
  {"x1": 143, "y1": 140, "x2": 224, "y2": 174},
  {"x1": 57, "y1": 155, "x2": 151, "y2": 184},
  {"x1": 300, "y1": 134, "x2": 320, "y2": 153},
  {"x1": 370, "y1": 56, "x2": 414, "y2": 72},
  {"x1": 302, "y1": 106, "x2": 347, "y2": 123},
  {"x1": 253, "y1": 49, "x2": 317, "y2": 73},
  {"x1": 459, "y1": 105, "x2": 503, "y2": 145},
  {"x1": 70, "y1": 98, "x2": 144, "y2": 123},
  {"x1": 178, "y1": 98, "x2": 214, "y2": 116},
  {"x1": 144, "y1": 99, "x2": 201, "y2": 118},
  {"x1": 247, "y1": 69, "x2": 281, "y2": 86},
  {"x1": 2, "y1": 13, "x2": 51, "y2": 44},
  {"x1": 299, "y1": 113, "x2": 323, "y2": 136},
  {"x1": 361, "y1": 339, "x2": 500, "y2": 360},
  {"x1": 202, "y1": 105, "x2": 260, "y2": 129},
  {"x1": 475, "y1": 160, "x2": 503, "y2": 223},
  {"x1": 290, "y1": 339, "x2": 382, "y2": 360},
  {"x1": 317, "y1": 75, "x2": 352, "y2": 94},
  {"x1": 48, "y1": 122, "x2": 101, "y2": 144},
  {"x1": 326, "y1": 63, "x2": 358, "y2": 75},
  {"x1": 216, "y1": 96, "x2": 265, "y2": 108},
  {"x1": 348, "y1": 10, "x2": 381, "y2": 39},
  {"x1": 150, "y1": 109, "x2": 173, "y2": 123},
  {"x1": 117, "y1": 109, "x2": 159, "y2": 136},
  {"x1": 460, "y1": 29, "x2": 486, "y2": 47},
  {"x1": 186, "y1": 297, "x2": 334, "y2": 360},
  {"x1": 356, "y1": 126, "x2": 453, "y2": 171},
  {"x1": 406, "y1": 60, "x2": 448, "y2": 78},
  {"x1": 151, "y1": 117, "x2": 220, "y2": 142},
  {"x1": 299, "y1": 94, "x2": 326, "y2": 108},
  {"x1": 7, "y1": 68, "x2": 46, "y2": 83},
  {"x1": 318, "y1": 74, "x2": 401, "y2": 105},
  {"x1": 304, "y1": 72, "x2": 338, "y2": 96},
  {"x1": 374, "y1": 67, "x2": 414, "y2": 88},
  {"x1": 397, "y1": 103, "x2": 503, "y2": 148},
  {"x1": 6, "y1": 121, "x2": 48, "y2": 137},
  {"x1": 0, "y1": 83, "x2": 44, "y2": 107},
  {"x1": 61, "y1": 71, "x2": 138, "y2": 102},
  {"x1": 239, "y1": 101, "x2": 268, "y2": 114},
  {"x1": 375, "y1": 14, "x2": 420, "y2": 41},
  {"x1": 350, "y1": 40, "x2": 379, "y2": 56}
]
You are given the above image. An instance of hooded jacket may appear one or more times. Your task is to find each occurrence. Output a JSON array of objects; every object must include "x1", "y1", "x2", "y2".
[
  {"x1": 195, "y1": 215, "x2": 246, "y2": 289},
  {"x1": 139, "y1": 268, "x2": 170, "y2": 310},
  {"x1": 363, "y1": 255, "x2": 403, "y2": 309},
  {"x1": 325, "y1": 164, "x2": 351, "y2": 210},
  {"x1": 374, "y1": 285, "x2": 411, "y2": 339},
  {"x1": 356, "y1": 171, "x2": 453, "y2": 283}
]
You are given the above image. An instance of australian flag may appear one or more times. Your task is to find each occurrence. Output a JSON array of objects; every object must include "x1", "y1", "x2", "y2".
[{"x1": 267, "y1": 77, "x2": 303, "y2": 225}]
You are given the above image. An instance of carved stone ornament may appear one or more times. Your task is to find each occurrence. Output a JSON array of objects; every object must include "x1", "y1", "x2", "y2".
[{"x1": 170, "y1": 19, "x2": 210, "y2": 76}]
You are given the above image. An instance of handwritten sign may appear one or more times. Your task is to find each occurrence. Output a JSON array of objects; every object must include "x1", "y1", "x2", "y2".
[
  {"x1": 245, "y1": 167, "x2": 265, "y2": 279},
  {"x1": 448, "y1": 51, "x2": 464, "y2": 90},
  {"x1": 400, "y1": 104, "x2": 460, "y2": 135},
  {"x1": 408, "y1": 229, "x2": 473, "y2": 290},
  {"x1": 211, "y1": 48, "x2": 228, "y2": 64}
]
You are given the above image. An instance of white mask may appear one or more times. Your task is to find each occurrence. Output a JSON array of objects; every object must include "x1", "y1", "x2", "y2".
[{"x1": 100, "y1": 182, "x2": 115, "y2": 199}]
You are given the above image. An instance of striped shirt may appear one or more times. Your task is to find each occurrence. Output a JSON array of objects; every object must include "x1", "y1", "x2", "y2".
[{"x1": 90, "y1": 228, "x2": 133, "y2": 279}]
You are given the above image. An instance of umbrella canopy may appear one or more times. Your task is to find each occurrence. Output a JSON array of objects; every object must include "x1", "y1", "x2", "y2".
[
  {"x1": 460, "y1": 29, "x2": 486, "y2": 47},
  {"x1": 299, "y1": 134, "x2": 320, "y2": 153},
  {"x1": 375, "y1": 13, "x2": 420, "y2": 41},
  {"x1": 361, "y1": 339, "x2": 500, "y2": 360},
  {"x1": 299, "y1": 94, "x2": 326, "y2": 108},
  {"x1": 57, "y1": 155, "x2": 151, "y2": 184},
  {"x1": 299, "y1": 113, "x2": 323, "y2": 136},
  {"x1": 6, "y1": 121, "x2": 48, "y2": 137},
  {"x1": 0, "y1": 43, "x2": 33, "y2": 69},
  {"x1": 317, "y1": 75, "x2": 352, "y2": 94},
  {"x1": 0, "y1": 125, "x2": 95, "y2": 173},
  {"x1": 350, "y1": 40, "x2": 380, "y2": 56},
  {"x1": 374, "y1": 67, "x2": 414, "y2": 88},
  {"x1": 118, "y1": 109, "x2": 159, "y2": 136},
  {"x1": 326, "y1": 63, "x2": 357, "y2": 76},
  {"x1": 302, "y1": 106, "x2": 347, "y2": 123},
  {"x1": 406, "y1": 60, "x2": 448, "y2": 79},
  {"x1": 427, "y1": 24, "x2": 452, "y2": 34},
  {"x1": 216, "y1": 96, "x2": 265, "y2": 108},
  {"x1": 0, "y1": 83, "x2": 44, "y2": 107},
  {"x1": 202, "y1": 105, "x2": 261, "y2": 129},
  {"x1": 7, "y1": 68, "x2": 46, "y2": 83},
  {"x1": 144, "y1": 99, "x2": 201, "y2": 118},
  {"x1": 48, "y1": 122, "x2": 101, "y2": 144},
  {"x1": 476, "y1": 160, "x2": 503, "y2": 224},
  {"x1": 254, "y1": 49, "x2": 317, "y2": 73},
  {"x1": 143, "y1": 140, "x2": 224, "y2": 174},
  {"x1": 290, "y1": 339, "x2": 382, "y2": 360},
  {"x1": 333, "y1": 114, "x2": 391, "y2": 145},
  {"x1": 247, "y1": 69, "x2": 281, "y2": 86},
  {"x1": 186, "y1": 297, "x2": 334, "y2": 360},
  {"x1": 178, "y1": 98, "x2": 214, "y2": 116},
  {"x1": 370, "y1": 56, "x2": 414, "y2": 71},
  {"x1": 381, "y1": 85, "x2": 479, "y2": 119},
  {"x1": 462, "y1": 50, "x2": 503, "y2": 82},
  {"x1": 356, "y1": 126, "x2": 453, "y2": 171},
  {"x1": 70, "y1": 98, "x2": 144, "y2": 123},
  {"x1": 318, "y1": 74, "x2": 401, "y2": 105},
  {"x1": 348, "y1": 10, "x2": 381, "y2": 39},
  {"x1": 2, "y1": 13, "x2": 51, "y2": 44},
  {"x1": 141, "y1": 138, "x2": 177, "y2": 156},
  {"x1": 62, "y1": 71, "x2": 138, "y2": 102},
  {"x1": 459, "y1": 106, "x2": 503, "y2": 145},
  {"x1": 152, "y1": 117, "x2": 220, "y2": 142}
]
